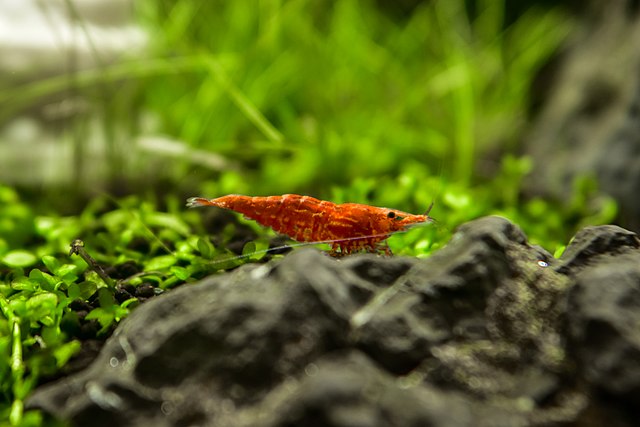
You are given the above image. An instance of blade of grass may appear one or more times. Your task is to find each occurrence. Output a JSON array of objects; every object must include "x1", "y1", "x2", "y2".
[
  {"x1": 204, "y1": 56, "x2": 285, "y2": 145},
  {"x1": 0, "y1": 53, "x2": 284, "y2": 146}
]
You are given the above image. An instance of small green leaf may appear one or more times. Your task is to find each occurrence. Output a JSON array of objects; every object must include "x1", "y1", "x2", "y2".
[
  {"x1": 56, "y1": 264, "x2": 79, "y2": 286},
  {"x1": 113, "y1": 305, "x2": 130, "y2": 322},
  {"x1": 41, "y1": 326, "x2": 61, "y2": 346},
  {"x1": 25, "y1": 292, "x2": 58, "y2": 323},
  {"x1": 40, "y1": 315, "x2": 55, "y2": 327},
  {"x1": 56, "y1": 264, "x2": 78, "y2": 278},
  {"x1": 77, "y1": 280, "x2": 98, "y2": 300},
  {"x1": 11, "y1": 277, "x2": 36, "y2": 292},
  {"x1": 197, "y1": 238, "x2": 214, "y2": 259},
  {"x1": 175, "y1": 251, "x2": 196, "y2": 263},
  {"x1": 210, "y1": 254, "x2": 242, "y2": 271},
  {"x1": 26, "y1": 292, "x2": 58, "y2": 309},
  {"x1": 250, "y1": 240, "x2": 269, "y2": 261},
  {"x1": 20, "y1": 410, "x2": 43, "y2": 426},
  {"x1": 2, "y1": 250, "x2": 37, "y2": 268},
  {"x1": 67, "y1": 283, "x2": 81, "y2": 300},
  {"x1": 144, "y1": 255, "x2": 177, "y2": 271},
  {"x1": 53, "y1": 340, "x2": 81, "y2": 368},
  {"x1": 175, "y1": 240, "x2": 194, "y2": 255},
  {"x1": 120, "y1": 298, "x2": 139, "y2": 310},
  {"x1": 242, "y1": 240, "x2": 269, "y2": 261},
  {"x1": 9, "y1": 299, "x2": 26, "y2": 317},
  {"x1": 98, "y1": 288, "x2": 114, "y2": 308},
  {"x1": 170, "y1": 266, "x2": 191, "y2": 280},
  {"x1": 138, "y1": 274, "x2": 163, "y2": 285},
  {"x1": 242, "y1": 241, "x2": 256, "y2": 256},
  {"x1": 28, "y1": 269, "x2": 58, "y2": 290},
  {"x1": 145, "y1": 212, "x2": 191, "y2": 236},
  {"x1": 84, "y1": 270, "x2": 110, "y2": 290},
  {"x1": 41, "y1": 255, "x2": 61, "y2": 274},
  {"x1": 85, "y1": 307, "x2": 114, "y2": 330}
]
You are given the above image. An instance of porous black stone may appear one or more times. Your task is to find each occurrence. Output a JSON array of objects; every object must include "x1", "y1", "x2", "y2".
[{"x1": 27, "y1": 217, "x2": 640, "y2": 427}]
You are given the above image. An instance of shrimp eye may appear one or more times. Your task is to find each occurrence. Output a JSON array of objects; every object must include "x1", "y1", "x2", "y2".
[{"x1": 387, "y1": 211, "x2": 396, "y2": 218}]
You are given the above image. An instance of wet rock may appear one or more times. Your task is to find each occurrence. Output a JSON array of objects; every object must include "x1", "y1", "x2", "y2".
[{"x1": 27, "y1": 217, "x2": 640, "y2": 426}]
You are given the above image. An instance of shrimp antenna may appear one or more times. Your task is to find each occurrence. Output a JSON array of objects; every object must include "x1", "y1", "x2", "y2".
[{"x1": 424, "y1": 200, "x2": 435, "y2": 217}]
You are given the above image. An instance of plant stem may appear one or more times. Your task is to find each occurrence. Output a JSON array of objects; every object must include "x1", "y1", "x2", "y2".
[
  {"x1": 69, "y1": 239, "x2": 114, "y2": 287},
  {"x1": 0, "y1": 295, "x2": 25, "y2": 426}
]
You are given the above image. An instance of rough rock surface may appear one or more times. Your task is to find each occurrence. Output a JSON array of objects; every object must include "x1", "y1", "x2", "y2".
[{"x1": 28, "y1": 216, "x2": 640, "y2": 426}]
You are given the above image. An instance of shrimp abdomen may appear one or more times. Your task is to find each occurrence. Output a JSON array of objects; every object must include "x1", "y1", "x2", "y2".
[{"x1": 188, "y1": 194, "x2": 335, "y2": 242}]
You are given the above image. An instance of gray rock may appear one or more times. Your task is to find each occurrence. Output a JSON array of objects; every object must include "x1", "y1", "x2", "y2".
[
  {"x1": 557, "y1": 225, "x2": 640, "y2": 275},
  {"x1": 522, "y1": 0, "x2": 640, "y2": 231},
  {"x1": 30, "y1": 250, "x2": 357, "y2": 426},
  {"x1": 567, "y1": 253, "x2": 640, "y2": 406},
  {"x1": 562, "y1": 224, "x2": 640, "y2": 422},
  {"x1": 352, "y1": 216, "x2": 553, "y2": 376},
  {"x1": 236, "y1": 351, "x2": 474, "y2": 427},
  {"x1": 27, "y1": 217, "x2": 640, "y2": 426}
]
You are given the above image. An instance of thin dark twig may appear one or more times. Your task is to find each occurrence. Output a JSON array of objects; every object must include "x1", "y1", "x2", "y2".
[{"x1": 69, "y1": 239, "x2": 113, "y2": 287}]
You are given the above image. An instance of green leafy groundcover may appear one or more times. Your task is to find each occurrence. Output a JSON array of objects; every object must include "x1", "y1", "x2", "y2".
[
  {"x1": 0, "y1": 158, "x2": 615, "y2": 426},
  {"x1": 0, "y1": 185, "x2": 275, "y2": 426}
]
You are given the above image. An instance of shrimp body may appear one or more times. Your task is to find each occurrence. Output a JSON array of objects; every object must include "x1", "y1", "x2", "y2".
[{"x1": 187, "y1": 194, "x2": 432, "y2": 255}]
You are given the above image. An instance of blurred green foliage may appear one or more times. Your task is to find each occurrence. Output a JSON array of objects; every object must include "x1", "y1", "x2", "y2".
[
  {"x1": 132, "y1": 0, "x2": 572, "y2": 191},
  {"x1": 2, "y1": 0, "x2": 572, "y2": 195}
]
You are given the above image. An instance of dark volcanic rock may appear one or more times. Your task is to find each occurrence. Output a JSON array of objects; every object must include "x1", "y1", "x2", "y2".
[
  {"x1": 352, "y1": 216, "x2": 553, "y2": 377},
  {"x1": 27, "y1": 217, "x2": 640, "y2": 426},
  {"x1": 522, "y1": 0, "x2": 640, "y2": 231},
  {"x1": 239, "y1": 351, "x2": 474, "y2": 427},
  {"x1": 566, "y1": 253, "x2": 640, "y2": 409},
  {"x1": 557, "y1": 225, "x2": 640, "y2": 275}
]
